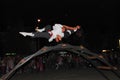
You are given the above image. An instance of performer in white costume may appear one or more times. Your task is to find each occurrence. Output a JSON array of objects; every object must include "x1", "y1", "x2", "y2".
[{"x1": 19, "y1": 23, "x2": 80, "y2": 42}]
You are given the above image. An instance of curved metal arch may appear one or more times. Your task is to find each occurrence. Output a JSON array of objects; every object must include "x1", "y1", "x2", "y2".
[
  {"x1": 0, "y1": 43, "x2": 120, "y2": 80},
  {"x1": 65, "y1": 49, "x2": 111, "y2": 80}
]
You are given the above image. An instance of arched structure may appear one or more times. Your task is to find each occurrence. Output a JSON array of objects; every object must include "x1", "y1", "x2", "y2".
[{"x1": 0, "y1": 43, "x2": 120, "y2": 80}]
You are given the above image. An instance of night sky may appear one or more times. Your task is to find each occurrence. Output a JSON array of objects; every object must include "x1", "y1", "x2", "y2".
[{"x1": 0, "y1": 0, "x2": 120, "y2": 55}]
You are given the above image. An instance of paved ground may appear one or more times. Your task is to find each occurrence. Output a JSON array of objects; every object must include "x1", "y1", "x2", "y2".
[{"x1": 6, "y1": 68, "x2": 120, "y2": 80}]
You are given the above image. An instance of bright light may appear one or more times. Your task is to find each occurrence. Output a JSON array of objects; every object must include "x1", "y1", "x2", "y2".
[
  {"x1": 37, "y1": 19, "x2": 41, "y2": 23},
  {"x1": 102, "y1": 49, "x2": 110, "y2": 53},
  {"x1": 102, "y1": 50, "x2": 107, "y2": 53},
  {"x1": 119, "y1": 39, "x2": 120, "y2": 48}
]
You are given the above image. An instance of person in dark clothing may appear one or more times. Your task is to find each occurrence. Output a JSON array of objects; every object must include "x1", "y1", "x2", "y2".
[{"x1": 19, "y1": 23, "x2": 81, "y2": 42}]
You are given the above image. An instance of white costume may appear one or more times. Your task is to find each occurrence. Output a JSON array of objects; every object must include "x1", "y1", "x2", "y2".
[
  {"x1": 48, "y1": 24, "x2": 64, "y2": 42},
  {"x1": 19, "y1": 23, "x2": 78, "y2": 42},
  {"x1": 36, "y1": 23, "x2": 64, "y2": 42}
]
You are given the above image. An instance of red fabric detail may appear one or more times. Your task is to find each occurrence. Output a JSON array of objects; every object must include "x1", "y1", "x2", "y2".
[{"x1": 48, "y1": 31, "x2": 53, "y2": 37}]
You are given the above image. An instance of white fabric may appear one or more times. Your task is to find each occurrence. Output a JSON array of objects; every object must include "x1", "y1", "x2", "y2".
[
  {"x1": 52, "y1": 24, "x2": 63, "y2": 30},
  {"x1": 48, "y1": 24, "x2": 64, "y2": 42},
  {"x1": 19, "y1": 32, "x2": 34, "y2": 37},
  {"x1": 74, "y1": 29, "x2": 77, "y2": 32},
  {"x1": 66, "y1": 30, "x2": 71, "y2": 34}
]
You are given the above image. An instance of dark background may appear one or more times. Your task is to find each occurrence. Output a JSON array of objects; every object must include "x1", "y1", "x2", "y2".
[{"x1": 0, "y1": 0, "x2": 120, "y2": 55}]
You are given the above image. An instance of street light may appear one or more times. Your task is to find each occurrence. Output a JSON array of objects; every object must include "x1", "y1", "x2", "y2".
[{"x1": 37, "y1": 19, "x2": 41, "y2": 23}]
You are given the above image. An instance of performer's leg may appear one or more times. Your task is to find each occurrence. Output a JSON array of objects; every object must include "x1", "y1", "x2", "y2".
[
  {"x1": 36, "y1": 25, "x2": 52, "y2": 32},
  {"x1": 32, "y1": 32, "x2": 50, "y2": 39},
  {"x1": 19, "y1": 32, "x2": 51, "y2": 39},
  {"x1": 19, "y1": 32, "x2": 34, "y2": 37},
  {"x1": 35, "y1": 25, "x2": 52, "y2": 32},
  {"x1": 35, "y1": 28, "x2": 45, "y2": 32}
]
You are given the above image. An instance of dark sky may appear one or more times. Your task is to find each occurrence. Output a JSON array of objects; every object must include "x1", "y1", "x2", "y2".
[
  {"x1": 1, "y1": 0, "x2": 119, "y2": 30},
  {"x1": 0, "y1": 0, "x2": 120, "y2": 54}
]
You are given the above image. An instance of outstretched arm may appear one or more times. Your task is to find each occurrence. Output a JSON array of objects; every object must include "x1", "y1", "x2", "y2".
[{"x1": 63, "y1": 25, "x2": 81, "y2": 31}]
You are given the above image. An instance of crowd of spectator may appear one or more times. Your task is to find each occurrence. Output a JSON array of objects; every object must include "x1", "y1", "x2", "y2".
[{"x1": 0, "y1": 49, "x2": 120, "y2": 77}]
